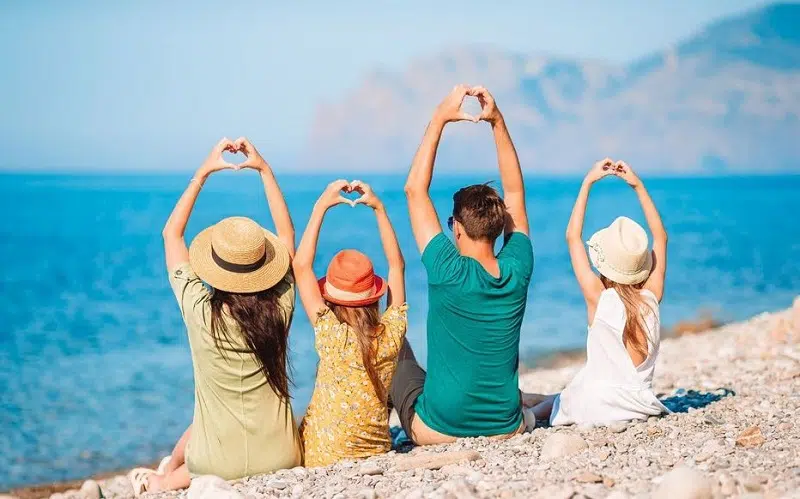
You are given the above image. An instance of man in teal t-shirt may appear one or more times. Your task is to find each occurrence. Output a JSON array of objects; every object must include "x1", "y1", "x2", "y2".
[{"x1": 390, "y1": 85, "x2": 534, "y2": 444}]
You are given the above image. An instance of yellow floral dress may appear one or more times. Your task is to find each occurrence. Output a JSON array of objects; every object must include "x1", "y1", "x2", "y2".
[{"x1": 301, "y1": 304, "x2": 408, "y2": 467}]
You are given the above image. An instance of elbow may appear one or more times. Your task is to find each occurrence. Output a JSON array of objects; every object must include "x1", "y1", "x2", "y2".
[
  {"x1": 404, "y1": 182, "x2": 422, "y2": 198},
  {"x1": 291, "y1": 255, "x2": 312, "y2": 272},
  {"x1": 565, "y1": 230, "x2": 581, "y2": 243},
  {"x1": 162, "y1": 226, "x2": 178, "y2": 241}
]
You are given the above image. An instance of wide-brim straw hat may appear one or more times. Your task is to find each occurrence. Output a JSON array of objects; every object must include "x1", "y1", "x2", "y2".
[
  {"x1": 587, "y1": 216, "x2": 653, "y2": 285},
  {"x1": 189, "y1": 216, "x2": 290, "y2": 293},
  {"x1": 318, "y1": 249, "x2": 387, "y2": 307}
]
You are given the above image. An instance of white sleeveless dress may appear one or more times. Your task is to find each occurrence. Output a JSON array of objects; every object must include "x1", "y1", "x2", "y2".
[{"x1": 550, "y1": 288, "x2": 669, "y2": 426}]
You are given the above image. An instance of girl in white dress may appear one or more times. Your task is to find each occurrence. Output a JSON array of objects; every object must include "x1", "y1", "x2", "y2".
[{"x1": 525, "y1": 158, "x2": 669, "y2": 426}]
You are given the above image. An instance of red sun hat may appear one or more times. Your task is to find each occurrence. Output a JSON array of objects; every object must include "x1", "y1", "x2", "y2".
[{"x1": 318, "y1": 249, "x2": 387, "y2": 307}]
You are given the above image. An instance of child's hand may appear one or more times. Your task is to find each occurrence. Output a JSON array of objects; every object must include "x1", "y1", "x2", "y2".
[
  {"x1": 584, "y1": 158, "x2": 615, "y2": 185},
  {"x1": 318, "y1": 179, "x2": 354, "y2": 209},
  {"x1": 351, "y1": 180, "x2": 382, "y2": 209},
  {"x1": 614, "y1": 160, "x2": 642, "y2": 188}
]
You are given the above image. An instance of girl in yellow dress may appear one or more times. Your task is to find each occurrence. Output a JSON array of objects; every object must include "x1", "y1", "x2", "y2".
[{"x1": 293, "y1": 180, "x2": 407, "y2": 467}]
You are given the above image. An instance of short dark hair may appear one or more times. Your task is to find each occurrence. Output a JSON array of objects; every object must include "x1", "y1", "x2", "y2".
[{"x1": 452, "y1": 183, "x2": 506, "y2": 242}]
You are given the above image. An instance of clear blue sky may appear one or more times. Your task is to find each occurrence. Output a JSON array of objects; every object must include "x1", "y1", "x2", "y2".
[{"x1": 0, "y1": 0, "x2": 774, "y2": 171}]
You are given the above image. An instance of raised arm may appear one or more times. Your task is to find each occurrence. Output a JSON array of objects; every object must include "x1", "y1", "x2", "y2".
[
  {"x1": 469, "y1": 86, "x2": 528, "y2": 236},
  {"x1": 235, "y1": 137, "x2": 295, "y2": 258},
  {"x1": 162, "y1": 138, "x2": 236, "y2": 270},
  {"x1": 615, "y1": 161, "x2": 668, "y2": 302},
  {"x1": 293, "y1": 180, "x2": 353, "y2": 323},
  {"x1": 404, "y1": 84, "x2": 477, "y2": 252},
  {"x1": 567, "y1": 159, "x2": 615, "y2": 321},
  {"x1": 353, "y1": 181, "x2": 406, "y2": 307}
]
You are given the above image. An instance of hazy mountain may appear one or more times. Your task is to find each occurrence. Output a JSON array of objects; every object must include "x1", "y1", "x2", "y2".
[{"x1": 305, "y1": 3, "x2": 800, "y2": 174}]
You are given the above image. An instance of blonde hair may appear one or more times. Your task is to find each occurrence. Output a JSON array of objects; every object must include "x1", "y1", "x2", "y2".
[
  {"x1": 329, "y1": 302, "x2": 388, "y2": 404},
  {"x1": 600, "y1": 275, "x2": 655, "y2": 362}
]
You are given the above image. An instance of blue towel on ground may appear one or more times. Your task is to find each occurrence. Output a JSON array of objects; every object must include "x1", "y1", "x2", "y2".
[{"x1": 659, "y1": 388, "x2": 735, "y2": 413}]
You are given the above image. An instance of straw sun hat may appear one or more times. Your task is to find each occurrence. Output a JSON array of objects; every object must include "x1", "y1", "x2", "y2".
[
  {"x1": 587, "y1": 216, "x2": 653, "y2": 285},
  {"x1": 318, "y1": 249, "x2": 387, "y2": 307},
  {"x1": 189, "y1": 217, "x2": 290, "y2": 293}
]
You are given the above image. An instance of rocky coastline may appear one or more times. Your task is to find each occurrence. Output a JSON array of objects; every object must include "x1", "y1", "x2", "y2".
[{"x1": 5, "y1": 299, "x2": 799, "y2": 499}]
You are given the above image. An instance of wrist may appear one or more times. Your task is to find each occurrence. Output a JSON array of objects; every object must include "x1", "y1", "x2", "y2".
[
  {"x1": 373, "y1": 201, "x2": 386, "y2": 212},
  {"x1": 255, "y1": 159, "x2": 271, "y2": 173},
  {"x1": 430, "y1": 115, "x2": 448, "y2": 130},
  {"x1": 313, "y1": 201, "x2": 330, "y2": 213},
  {"x1": 194, "y1": 168, "x2": 212, "y2": 182},
  {"x1": 489, "y1": 113, "x2": 505, "y2": 128}
]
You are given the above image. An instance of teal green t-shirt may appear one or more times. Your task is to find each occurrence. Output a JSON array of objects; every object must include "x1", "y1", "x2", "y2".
[{"x1": 415, "y1": 232, "x2": 534, "y2": 437}]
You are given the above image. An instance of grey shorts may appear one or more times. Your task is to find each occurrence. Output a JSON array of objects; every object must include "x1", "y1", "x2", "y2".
[{"x1": 389, "y1": 338, "x2": 427, "y2": 436}]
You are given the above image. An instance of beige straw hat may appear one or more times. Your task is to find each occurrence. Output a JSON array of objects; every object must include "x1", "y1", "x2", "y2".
[
  {"x1": 587, "y1": 216, "x2": 653, "y2": 285},
  {"x1": 188, "y1": 217, "x2": 290, "y2": 293}
]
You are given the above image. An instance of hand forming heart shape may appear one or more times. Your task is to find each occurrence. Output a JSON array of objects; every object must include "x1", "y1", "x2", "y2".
[
  {"x1": 321, "y1": 179, "x2": 381, "y2": 209},
  {"x1": 338, "y1": 181, "x2": 374, "y2": 206},
  {"x1": 202, "y1": 137, "x2": 268, "y2": 173},
  {"x1": 434, "y1": 85, "x2": 502, "y2": 125},
  {"x1": 221, "y1": 143, "x2": 244, "y2": 163},
  {"x1": 349, "y1": 180, "x2": 381, "y2": 209},
  {"x1": 337, "y1": 182, "x2": 360, "y2": 206}
]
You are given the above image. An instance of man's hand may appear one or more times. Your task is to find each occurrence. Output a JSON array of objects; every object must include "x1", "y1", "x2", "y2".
[
  {"x1": 469, "y1": 86, "x2": 502, "y2": 124},
  {"x1": 432, "y1": 85, "x2": 478, "y2": 125}
]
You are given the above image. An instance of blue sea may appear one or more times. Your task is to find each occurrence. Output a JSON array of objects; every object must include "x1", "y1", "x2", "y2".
[{"x1": 1, "y1": 172, "x2": 798, "y2": 489}]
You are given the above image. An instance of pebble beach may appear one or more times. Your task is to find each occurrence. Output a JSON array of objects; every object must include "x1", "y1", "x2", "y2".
[{"x1": 7, "y1": 298, "x2": 799, "y2": 499}]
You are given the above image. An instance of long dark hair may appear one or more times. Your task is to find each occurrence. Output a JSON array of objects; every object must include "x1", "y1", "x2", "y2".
[
  {"x1": 600, "y1": 275, "x2": 655, "y2": 363},
  {"x1": 329, "y1": 302, "x2": 388, "y2": 404},
  {"x1": 209, "y1": 288, "x2": 292, "y2": 401}
]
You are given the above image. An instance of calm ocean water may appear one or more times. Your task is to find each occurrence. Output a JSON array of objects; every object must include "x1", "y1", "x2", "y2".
[{"x1": 1, "y1": 172, "x2": 798, "y2": 488}]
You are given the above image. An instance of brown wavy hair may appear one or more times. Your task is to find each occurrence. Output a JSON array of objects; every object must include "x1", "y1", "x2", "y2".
[
  {"x1": 209, "y1": 288, "x2": 292, "y2": 401},
  {"x1": 329, "y1": 302, "x2": 388, "y2": 403},
  {"x1": 600, "y1": 275, "x2": 655, "y2": 364}
]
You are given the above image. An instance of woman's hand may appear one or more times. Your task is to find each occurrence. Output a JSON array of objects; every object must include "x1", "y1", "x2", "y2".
[
  {"x1": 433, "y1": 84, "x2": 478, "y2": 125},
  {"x1": 584, "y1": 157, "x2": 615, "y2": 185},
  {"x1": 613, "y1": 160, "x2": 642, "y2": 188},
  {"x1": 351, "y1": 180, "x2": 382, "y2": 210},
  {"x1": 468, "y1": 86, "x2": 502, "y2": 125},
  {"x1": 198, "y1": 138, "x2": 237, "y2": 177},
  {"x1": 317, "y1": 179, "x2": 354, "y2": 210},
  {"x1": 234, "y1": 137, "x2": 269, "y2": 172}
]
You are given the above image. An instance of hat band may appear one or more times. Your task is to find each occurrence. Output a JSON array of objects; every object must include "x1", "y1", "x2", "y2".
[
  {"x1": 211, "y1": 247, "x2": 267, "y2": 274},
  {"x1": 325, "y1": 281, "x2": 377, "y2": 302}
]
